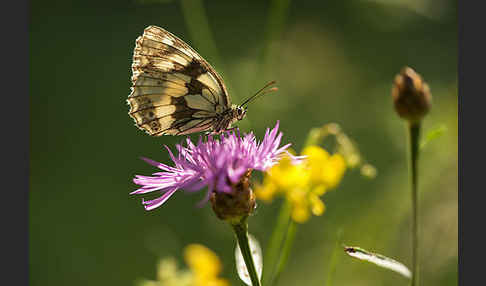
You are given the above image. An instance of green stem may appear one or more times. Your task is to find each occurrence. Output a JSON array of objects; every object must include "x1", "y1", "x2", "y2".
[
  {"x1": 408, "y1": 122, "x2": 421, "y2": 286},
  {"x1": 325, "y1": 229, "x2": 343, "y2": 286},
  {"x1": 270, "y1": 220, "x2": 298, "y2": 286},
  {"x1": 179, "y1": 0, "x2": 224, "y2": 73},
  {"x1": 258, "y1": 0, "x2": 292, "y2": 79},
  {"x1": 232, "y1": 220, "x2": 261, "y2": 286},
  {"x1": 263, "y1": 200, "x2": 291, "y2": 284}
]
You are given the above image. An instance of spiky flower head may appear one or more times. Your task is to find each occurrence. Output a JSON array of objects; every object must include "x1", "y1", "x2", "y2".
[{"x1": 131, "y1": 121, "x2": 299, "y2": 217}]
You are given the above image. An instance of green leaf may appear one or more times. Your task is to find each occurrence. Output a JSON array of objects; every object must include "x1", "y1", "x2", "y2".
[
  {"x1": 420, "y1": 125, "x2": 447, "y2": 150},
  {"x1": 343, "y1": 246, "x2": 411, "y2": 279},
  {"x1": 235, "y1": 233, "x2": 263, "y2": 286}
]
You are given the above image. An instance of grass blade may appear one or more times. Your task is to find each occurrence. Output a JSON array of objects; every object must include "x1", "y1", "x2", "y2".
[{"x1": 344, "y1": 246, "x2": 411, "y2": 279}]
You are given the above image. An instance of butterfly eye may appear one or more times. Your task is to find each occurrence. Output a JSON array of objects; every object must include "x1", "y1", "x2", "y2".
[{"x1": 236, "y1": 107, "x2": 246, "y2": 120}]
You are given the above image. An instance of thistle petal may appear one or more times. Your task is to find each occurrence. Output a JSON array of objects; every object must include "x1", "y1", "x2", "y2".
[{"x1": 130, "y1": 121, "x2": 297, "y2": 210}]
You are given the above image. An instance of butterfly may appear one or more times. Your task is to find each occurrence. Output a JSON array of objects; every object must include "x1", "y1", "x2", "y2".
[{"x1": 127, "y1": 25, "x2": 277, "y2": 136}]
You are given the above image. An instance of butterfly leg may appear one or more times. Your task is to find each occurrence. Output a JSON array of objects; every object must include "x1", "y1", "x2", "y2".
[{"x1": 206, "y1": 127, "x2": 236, "y2": 136}]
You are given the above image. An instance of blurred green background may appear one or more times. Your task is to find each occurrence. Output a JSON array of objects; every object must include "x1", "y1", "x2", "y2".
[{"x1": 30, "y1": 0, "x2": 457, "y2": 285}]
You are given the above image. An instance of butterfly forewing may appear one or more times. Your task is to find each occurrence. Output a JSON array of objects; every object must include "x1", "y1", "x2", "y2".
[{"x1": 128, "y1": 25, "x2": 231, "y2": 136}]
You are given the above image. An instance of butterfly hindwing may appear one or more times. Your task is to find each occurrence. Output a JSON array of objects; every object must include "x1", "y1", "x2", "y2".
[{"x1": 128, "y1": 25, "x2": 231, "y2": 136}]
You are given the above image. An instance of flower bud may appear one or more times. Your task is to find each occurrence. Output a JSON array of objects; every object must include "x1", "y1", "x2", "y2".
[
  {"x1": 210, "y1": 169, "x2": 256, "y2": 224},
  {"x1": 392, "y1": 67, "x2": 432, "y2": 123}
]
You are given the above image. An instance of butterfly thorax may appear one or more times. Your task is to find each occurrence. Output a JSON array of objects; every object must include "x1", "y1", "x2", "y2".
[{"x1": 211, "y1": 105, "x2": 246, "y2": 134}]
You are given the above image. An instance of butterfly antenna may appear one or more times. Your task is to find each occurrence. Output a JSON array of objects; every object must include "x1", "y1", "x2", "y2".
[{"x1": 240, "y1": 80, "x2": 278, "y2": 107}]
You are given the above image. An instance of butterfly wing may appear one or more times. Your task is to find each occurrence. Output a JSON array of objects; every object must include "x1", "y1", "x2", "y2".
[{"x1": 128, "y1": 25, "x2": 231, "y2": 136}]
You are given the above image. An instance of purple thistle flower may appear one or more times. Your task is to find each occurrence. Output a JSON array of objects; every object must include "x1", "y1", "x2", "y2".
[{"x1": 131, "y1": 121, "x2": 298, "y2": 211}]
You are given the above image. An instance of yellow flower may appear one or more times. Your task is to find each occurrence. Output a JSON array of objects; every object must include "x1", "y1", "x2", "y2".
[
  {"x1": 302, "y1": 145, "x2": 346, "y2": 189},
  {"x1": 287, "y1": 188, "x2": 327, "y2": 223},
  {"x1": 254, "y1": 180, "x2": 278, "y2": 202},
  {"x1": 268, "y1": 153, "x2": 310, "y2": 189},
  {"x1": 138, "y1": 244, "x2": 229, "y2": 286},
  {"x1": 138, "y1": 257, "x2": 192, "y2": 286},
  {"x1": 255, "y1": 145, "x2": 346, "y2": 223},
  {"x1": 309, "y1": 192, "x2": 326, "y2": 215},
  {"x1": 255, "y1": 153, "x2": 310, "y2": 202},
  {"x1": 184, "y1": 244, "x2": 230, "y2": 286},
  {"x1": 290, "y1": 201, "x2": 311, "y2": 223}
]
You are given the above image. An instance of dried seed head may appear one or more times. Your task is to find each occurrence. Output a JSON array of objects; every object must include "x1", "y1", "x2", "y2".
[
  {"x1": 210, "y1": 169, "x2": 256, "y2": 224},
  {"x1": 392, "y1": 67, "x2": 432, "y2": 123}
]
